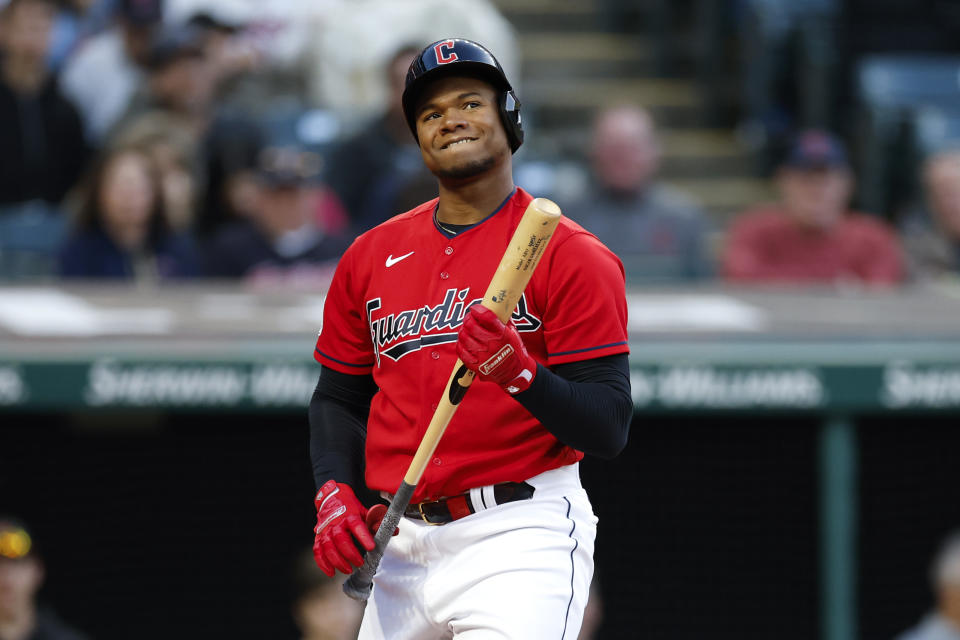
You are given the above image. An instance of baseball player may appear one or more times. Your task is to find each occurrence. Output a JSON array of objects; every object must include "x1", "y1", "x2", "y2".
[{"x1": 309, "y1": 38, "x2": 632, "y2": 639}]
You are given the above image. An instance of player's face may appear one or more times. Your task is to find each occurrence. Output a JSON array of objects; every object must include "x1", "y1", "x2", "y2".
[{"x1": 414, "y1": 76, "x2": 509, "y2": 180}]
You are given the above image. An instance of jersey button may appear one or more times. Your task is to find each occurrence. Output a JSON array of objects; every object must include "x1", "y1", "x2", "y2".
[
  {"x1": 431, "y1": 351, "x2": 440, "y2": 360},
  {"x1": 440, "y1": 271, "x2": 449, "y2": 280},
  {"x1": 444, "y1": 246, "x2": 454, "y2": 255},
  {"x1": 433, "y1": 457, "x2": 442, "y2": 466}
]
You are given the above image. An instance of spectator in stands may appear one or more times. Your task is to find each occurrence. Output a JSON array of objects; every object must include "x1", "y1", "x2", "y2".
[
  {"x1": 0, "y1": 516, "x2": 89, "y2": 640},
  {"x1": 901, "y1": 148, "x2": 960, "y2": 280},
  {"x1": 198, "y1": 114, "x2": 264, "y2": 237},
  {"x1": 736, "y1": 0, "x2": 840, "y2": 173},
  {"x1": 290, "y1": 547, "x2": 363, "y2": 640},
  {"x1": 0, "y1": 0, "x2": 88, "y2": 208},
  {"x1": 722, "y1": 129, "x2": 904, "y2": 285},
  {"x1": 113, "y1": 23, "x2": 214, "y2": 142},
  {"x1": 305, "y1": 0, "x2": 517, "y2": 121},
  {"x1": 58, "y1": 144, "x2": 199, "y2": 280},
  {"x1": 896, "y1": 530, "x2": 960, "y2": 640},
  {"x1": 59, "y1": 0, "x2": 162, "y2": 144},
  {"x1": 203, "y1": 143, "x2": 350, "y2": 286},
  {"x1": 183, "y1": 9, "x2": 262, "y2": 101},
  {"x1": 111, "y1": 110, "x2": 200, "y2": 233},
  {"x1": 564, "y1": 105, "x2": 713, "y2": 283},
  {"x1": 325, "y1": 44, "x2": 435, "y2": 234},
  {"x1": 326, "y1": 46, "x2": 436, "y2": 233},
  {"x1": 46, "y1": 0, "x2": 117, "y2": 71}
]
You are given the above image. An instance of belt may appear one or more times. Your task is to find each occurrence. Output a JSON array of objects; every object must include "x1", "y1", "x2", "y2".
[{"x1": 403, "y1": 481, "x2": 536, "y2": 525}]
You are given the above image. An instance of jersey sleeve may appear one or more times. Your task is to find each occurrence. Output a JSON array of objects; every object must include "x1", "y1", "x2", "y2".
[
  {"x1": 540, "y1": 231, "x2": 630, "y2": 366},
  {"x1": 314, "y1": 242, "x2": 377, "y2": 374}
]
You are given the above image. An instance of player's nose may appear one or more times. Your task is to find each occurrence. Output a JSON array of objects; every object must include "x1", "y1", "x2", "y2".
[{"x1": 439, "y1": 109, "x2": 468, "y2": 133}]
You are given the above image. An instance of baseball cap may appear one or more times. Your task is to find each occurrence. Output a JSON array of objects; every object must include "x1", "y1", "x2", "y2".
[
  {"x1": 782, "y1": 129, "x2": 849, "y2": 170},
  {"x1": 144, "y1": 24, "x2": 205, "y2": 71},
  {"x1": 0, "y1": 518, "x2": 34, "y2": 560},
  {"x1": 255, "y1": 145, "x2": 323, "y2": 188},
  {"x1": 119, "y1": 0, "x2": 163, "y2": 26}
]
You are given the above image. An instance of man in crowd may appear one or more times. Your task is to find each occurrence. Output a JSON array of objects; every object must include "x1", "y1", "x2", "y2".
[
  {"x1": 0, "y1": 517, "x2": 89, "y2": 640},
  {"x1": 722, "y1": 129, "x2": 903, "y2": 285},
  {"x1": 59, "y1": 0, "x2": 162, "y2": 144},
  {"x1": 203, "y1": 142, "x2": 350, "y2": 285},
  {"x1": 901, "y1": 148, "x2": 960, "y2": 279},
  {"x1": 0, "y1": 0, "x2": 87, "y2": 207},
  {"x1": 565, "y1": 105, "x2": 712, "y2": 283},
  {"x1": 897, "y1": 531, "x2": 960, "y2": 640},
  {"x1": 324, "y1": 45, "x2": 435, "y2": 235}
]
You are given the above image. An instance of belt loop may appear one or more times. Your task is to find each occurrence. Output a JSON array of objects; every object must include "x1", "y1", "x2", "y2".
[
  {"x1": 481, "y1": 485, "x2": 497, "y2": 510},
  {"x1": 469, "y1": 487, "x2": 485, "y2": 513}
]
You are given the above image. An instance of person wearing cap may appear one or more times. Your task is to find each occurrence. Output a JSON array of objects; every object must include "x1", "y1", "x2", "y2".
[
  {"x1": 722, "y1": 129, "x2": 904, "y2": 285},
  {"x1": 0, "y1": 518, "x2": 89, "y2": 640},
  {"x1": 202, "y1": 142, "x2": 350, "y2": 284},
  {"x1": 896, "y1": 531, "x2": 960, "y2": 640},
  {"x1": 108, "y1": 22, "x2": 214, "y2": 142},
  {"x1": 59, "y1": 0, "x2": 163, "y2": 144}
]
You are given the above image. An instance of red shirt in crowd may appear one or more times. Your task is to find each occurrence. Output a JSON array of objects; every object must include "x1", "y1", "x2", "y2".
[{"x1": 722, "y1": 205, "x2": 904, "y2": 284}]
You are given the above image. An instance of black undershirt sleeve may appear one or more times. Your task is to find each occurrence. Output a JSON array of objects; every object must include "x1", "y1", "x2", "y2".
[
  {"x1": 308, "y1": 367, "x2": 377, "y2": 503},
  {"x1": 513, "y1": 353, "x2": 633, "y2": 459}
]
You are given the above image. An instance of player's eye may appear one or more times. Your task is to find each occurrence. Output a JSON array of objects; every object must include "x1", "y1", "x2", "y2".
[
  {"x1": 422, "y1": 112, "x2": 441, "y2": 122},
  {"x1": 464, "y1": 101, "x2": 481, "y2": 109}
]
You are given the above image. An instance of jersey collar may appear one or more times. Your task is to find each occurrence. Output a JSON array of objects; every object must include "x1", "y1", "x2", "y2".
[{"x1": 433, "y1": 188, "x2": 517, "y2": 238}]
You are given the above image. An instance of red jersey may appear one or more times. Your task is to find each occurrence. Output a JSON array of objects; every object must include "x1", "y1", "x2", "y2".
[
  {"x1": 314, "y1": 188, "x2": 629, "y2": 501},
  {"x1": 722, "y1": 205, "x2": 904, "y2": 284}
]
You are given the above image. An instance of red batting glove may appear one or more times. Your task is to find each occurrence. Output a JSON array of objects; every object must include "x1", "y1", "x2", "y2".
[
  {"x1": 456, "y1": 304, "x2": 537, "y2": 395},
  {"x1": 312, "y1": 480, "x2": 375, "y2": 577}
]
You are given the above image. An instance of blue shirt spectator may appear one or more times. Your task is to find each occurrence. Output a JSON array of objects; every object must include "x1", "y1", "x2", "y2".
[{"x1": 58, "y1": 144, "x2": 199, "y2": 280}]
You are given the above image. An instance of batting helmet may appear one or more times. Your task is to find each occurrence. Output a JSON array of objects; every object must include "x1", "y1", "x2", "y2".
[{"x1": 402, "y1": 38, "x2": 523, "y2": 153}]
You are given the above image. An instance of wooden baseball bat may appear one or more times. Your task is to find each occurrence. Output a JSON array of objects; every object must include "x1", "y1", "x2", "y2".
[{"x1": 343, "y1": 197, "x2": 563, "y2": 601}]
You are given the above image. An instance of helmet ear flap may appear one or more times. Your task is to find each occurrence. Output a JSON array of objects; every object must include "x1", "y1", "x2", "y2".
[{"x1": 500, "y1": 89, "x2": 524, "y2": 153}]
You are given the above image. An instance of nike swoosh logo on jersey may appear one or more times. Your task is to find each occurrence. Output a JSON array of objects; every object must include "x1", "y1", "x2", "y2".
[{"x1": 385, "y1": 251, "x2": 415, "y2": 267}]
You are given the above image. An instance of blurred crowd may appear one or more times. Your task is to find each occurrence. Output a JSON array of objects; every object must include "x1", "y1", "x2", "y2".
[
  {"x1": 0, "y1": 0, "x2": 958, "y2": 289},
  {"x1": 0, "y1": 0, "x2": 515, "y2": 286}
]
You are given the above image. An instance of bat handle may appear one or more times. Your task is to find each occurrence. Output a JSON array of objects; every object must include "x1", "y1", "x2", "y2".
[{"x1": 342, "y1": 481, "x2": 417, "y2": 601}]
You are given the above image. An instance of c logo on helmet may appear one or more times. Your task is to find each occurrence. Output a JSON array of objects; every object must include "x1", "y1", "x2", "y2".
[{"x1": 434, "y1": 40, "x2": 458, "y2": 64}]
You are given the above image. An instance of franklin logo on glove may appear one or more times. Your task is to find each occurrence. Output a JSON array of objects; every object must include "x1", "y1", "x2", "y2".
[
  {"x1": 479, "y1": 344, "x2": 515, "y2": 375},
  {"x1": 457, "y1": 305, "x2": 537, "y2": 395}
]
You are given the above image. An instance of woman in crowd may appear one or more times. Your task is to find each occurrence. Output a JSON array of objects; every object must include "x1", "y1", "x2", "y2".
[{"x1": 58, "y1": 144, "x2": 199, "y2": 280}]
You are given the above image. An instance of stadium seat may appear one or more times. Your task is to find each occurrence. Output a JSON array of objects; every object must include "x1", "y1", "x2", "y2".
[{"x1": 0, "y1": 202, "x2": 67, "y2": 280}]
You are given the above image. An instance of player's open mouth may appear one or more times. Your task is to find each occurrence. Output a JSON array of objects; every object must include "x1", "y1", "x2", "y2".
[{"x1": 441, "y1": 138, "x2": 477, "y2": 150}]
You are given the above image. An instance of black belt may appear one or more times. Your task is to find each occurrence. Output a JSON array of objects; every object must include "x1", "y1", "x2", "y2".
[{"x1": 404, "y1": 481, "x2": 535, "y2": 525}]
